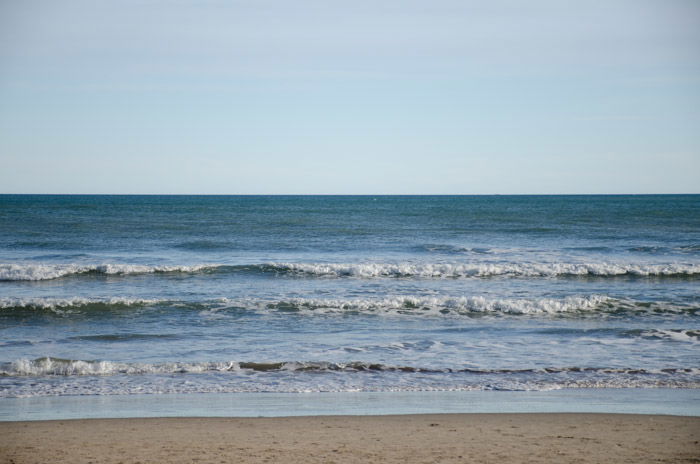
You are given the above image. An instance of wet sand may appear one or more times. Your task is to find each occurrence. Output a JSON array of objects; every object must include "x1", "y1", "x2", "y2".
[{"x1": 1, "y1": 413, "x2": 698, "y2": 463}]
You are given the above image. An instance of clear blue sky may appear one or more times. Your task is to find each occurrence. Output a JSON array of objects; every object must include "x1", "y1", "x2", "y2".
[{"x1": 1, "y1": 0, "x2": 698, "y2": 194}]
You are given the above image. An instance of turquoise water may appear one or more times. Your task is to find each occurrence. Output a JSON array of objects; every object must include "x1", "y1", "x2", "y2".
[{"x1": 1, "y1": 195, "x2": 698, "y2": 406}]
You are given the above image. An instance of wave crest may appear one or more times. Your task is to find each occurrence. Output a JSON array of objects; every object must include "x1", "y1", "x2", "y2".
[
  {"x1": 2, "y1": 261, "x2": 699, "y2": 281},
  {"x1": 255, "y1": 295, "x2": 615, "y2": 315},
  {"x1": 0, "y1": 297, "x2": 161, "y2": 313},
  {"x1": 2, "y1": 295, "x2": 694, "y2": 316},
  {"x1": 638, "y1": 329, "x2": 700, "y2": 343},
  {"x1": 4, "y1": 357, "x2": 699, "y2": 377},
  {"x1": 0, "y1": 263, "x2": 217, "y2": 281},
  {"x1": 268, "y1": 262, "x2": 700, "y2": 278}
]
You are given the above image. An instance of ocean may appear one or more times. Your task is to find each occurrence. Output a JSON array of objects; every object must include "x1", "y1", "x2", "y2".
[{"x1": 1, "y1": 195, "x2": 699, "y2": 417}]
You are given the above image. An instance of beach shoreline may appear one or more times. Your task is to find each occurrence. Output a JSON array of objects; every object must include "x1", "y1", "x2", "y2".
[
  {"x1": 3, "y1": 388, "x2": 699, "y2": 422},
  {"x1": 1, "y1": 413, "x2": 698, "y2": 463}
]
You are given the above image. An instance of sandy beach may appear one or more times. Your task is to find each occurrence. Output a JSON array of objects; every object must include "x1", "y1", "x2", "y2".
[{"x1": 1, "y1": 413, "x2": 698, "y2": 463}]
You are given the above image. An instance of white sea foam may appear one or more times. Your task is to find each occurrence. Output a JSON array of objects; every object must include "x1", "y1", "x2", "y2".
[
  {"x1": 5, "y1": 377, "x2": 700, "y2": 398},
  {"x1": 3, "y1": 358, "x2": 699, "y2": 398},
  {"x1": 0, "y1": 297, "x2": 162, "y2": 312},
  {"x1": 268, "y1": 262, "x2": 700, "y2": 278},
  {"x1": 2, "y1": 358, "x2": 242, "y2": 376},
  {"x1": 2, "y1": 261, "x2": 698, "y2": 281},
  {"x1": 222, "y1": 295, "x2": 661, "y2": 315},
  {"x1": 0, "y1": 263, "x2": 216, "y2": 281},
  {"x1": 4, "y1": 357, "x2": 700, "y2": 378},
  {"x1": 640, "y1": 329, "x2": 700, "y2": 343},
  {"x1": 2, "y1": 295, "x2": 689, "y2": 316}
]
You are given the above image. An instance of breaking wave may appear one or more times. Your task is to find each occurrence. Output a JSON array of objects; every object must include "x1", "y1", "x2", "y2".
[
  {"x1": 266, "y1": 262, "x2": 700, "y2": 278},
  {"x1": 0, "y1": 297, "x2": 163, "y2": 314},
  {"x1": 3, "y1": 357, "x2": 699, "y2": 378},
  {"x1": 0, "y1": 263, "x2": 217, "y2": 281},
  {"x1": 237, "y1": 295, "x2": 670, "y2": 315},
  {"x1": 636, "y1": 329, "x2": 700, "y2": 343},
  {"x1": 2, "y1": 359, "x2": 699, "y2": 397},
  {"x1": 2, "y1": 261, "x2": 700, "y2": 281},
  {"x1": 1, "y1": 295, "x2": 696, "y2": 316}
]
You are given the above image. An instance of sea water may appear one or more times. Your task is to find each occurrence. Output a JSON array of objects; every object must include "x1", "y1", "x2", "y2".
[{"x1": 1, "y1": 195, "x2": 698, "y2": 415}]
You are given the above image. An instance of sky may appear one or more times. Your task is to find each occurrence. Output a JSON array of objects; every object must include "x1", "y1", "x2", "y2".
[{"x1": 1, "y1": 0, "x2": 699, "y2": 194}]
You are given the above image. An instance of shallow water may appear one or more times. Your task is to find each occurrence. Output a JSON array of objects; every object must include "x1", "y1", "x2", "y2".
[{"x1": 3, "y1": 389, "x2": 699, "y2": 421}]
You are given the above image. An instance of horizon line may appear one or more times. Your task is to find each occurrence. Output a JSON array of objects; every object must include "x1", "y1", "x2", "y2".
[{"x1": 1, "y1": 193, "x2": 699, "y2": 197}]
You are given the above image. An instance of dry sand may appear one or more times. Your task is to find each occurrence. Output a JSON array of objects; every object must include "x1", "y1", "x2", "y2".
[{"x1": 1, "y1": 413, "x2": 698, "y2": 463}]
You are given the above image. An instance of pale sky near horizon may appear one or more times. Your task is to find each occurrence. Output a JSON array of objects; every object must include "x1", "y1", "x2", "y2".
[{"x1": 1, "y1": 0, "x2": 699, "y2": 194}]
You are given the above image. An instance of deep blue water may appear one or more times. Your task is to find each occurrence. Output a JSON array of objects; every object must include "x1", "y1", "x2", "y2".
[{"x1": 1, "y1": 195, "x2": 698, "y2": 398}]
